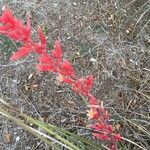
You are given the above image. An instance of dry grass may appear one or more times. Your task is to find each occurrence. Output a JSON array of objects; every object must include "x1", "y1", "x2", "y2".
[{"x1": 0, "y1": 0, "x2": 149, "y2": 149}]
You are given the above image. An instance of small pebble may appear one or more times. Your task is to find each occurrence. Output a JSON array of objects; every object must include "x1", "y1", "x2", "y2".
[{"x1": 16, "y1": 136, "x2": 20, "y2": 142}]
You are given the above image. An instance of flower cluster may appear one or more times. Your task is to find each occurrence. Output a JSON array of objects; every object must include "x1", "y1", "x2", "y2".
[{"x1": 0, "y1": 7, "x2": 122, "y2": 149}]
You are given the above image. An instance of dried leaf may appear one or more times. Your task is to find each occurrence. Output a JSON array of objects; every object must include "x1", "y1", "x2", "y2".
[{"x1": 4, "y1": 133, "x2": 12, "y2": 143}]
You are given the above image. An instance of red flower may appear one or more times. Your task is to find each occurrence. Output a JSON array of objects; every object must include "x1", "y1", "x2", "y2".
[
  {"x1": 106, "y1": 125, "x2": 113, "y2": 132},
  {"x1": 36, "y1": 64, "x2": 56, "y2": 72},
  {"x1": 90, "y1": 123, "x2": 105, "y2": 130},
  {"x1": 37, "y1": 26, "x2": 46, "y2": 46},
  {"x1": 51, "y1": 40, "x2": 62, "y2": 61},
  {"x1": 92, "y1": 133, "x2": 110, "y2": 140},
  {"x1": 34, "y1": 43, "x2": 46, "y2": 54},
  {"x1": 57, "y1": 73, "x2": 74, "y2": 84},
  {"x1": 37, "y1": 53, "x2": 56, "y2": 72},
  {"x1": 72, "y1": 75, "x2": 93, "y2": 96},
  {"x1": 85, "y1": 75, "x2": 94, "y2": 91},
  {"x1": 113, "y1": 134, "x2": 122, "y2": 141},
  {"x1": 88, "y1": 94, "x2": 98, "y2": 106},
  {"x1": 58, "y1": 60, "x2": 75, "y2": 76},
  {"x1": 0, "y1": 8, "x2": 15, "y2": 24},
  {"x1": 38, "y1": 53, "x2": 53, "y2": 63},
  {"x1": 10, "y1": 45, "x2": 31, "y2": 61}
]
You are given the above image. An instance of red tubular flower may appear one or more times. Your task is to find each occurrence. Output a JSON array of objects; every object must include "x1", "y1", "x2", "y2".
[
  {"x1": 0, "y1": 7, "x2": 47, "y2": 61},
  {"x1": 32, "y1": 26, "x2": 47, "y2": 54},
  {"x1": 107, "y1": 125, "x2": 113, "y2": 132},
  {"x1": 26, "y1": 14, "x2": 31, "y2": 32},
  {"x1": 92, "y1": 133, "x2": 110, "y2": 140},
  {"x1": 90, "y1": 122, "x2": 121, "y2": 145},
  {"x1": 72, "y1": 75, "x2": 94, "y2": 96},
  {"x1": 37, "y1": 53, "x2": 56, "y2": 72},
  {"x1": 34, "y1": 43, "x2": 46, "y2": 54},
  {"x1": 85, "y1": 75, "x2": 94, "y2": 90},
  {"x1": 10, "y1": 45, "x2": 31, "y2": 61},
  {"x1": 88, "y1": 94, "x2": 98, "y2": 106},
  {"x1": 38, "y1": 53, "x2": 53, "y2": 63},
  {"x1": 36, "y1": 64, "x2": 56, "y2": 72},
  {"x1": 58, "y1": 60, "x2": 75, "y2": 76},
  {"x1": 113, "y1": 134, "x2": 122, "y2": 142},
  {"x1": 51, "y1": 40, "x2": 62, "y2": 61},
  {"x1": 56, "y1": 73, "x2": 74, "y2": 84},
  {"x1": 37, "y1": 26, "x2": 46, "y2": 46},
  {"x1": 90, "y1": 123, "x2": 105, "y2": 130}
]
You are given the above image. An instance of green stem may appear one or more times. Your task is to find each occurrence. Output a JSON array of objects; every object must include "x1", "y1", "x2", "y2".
[{"x1": 0, "y1": 107, "x2": 59, "y2": 150}]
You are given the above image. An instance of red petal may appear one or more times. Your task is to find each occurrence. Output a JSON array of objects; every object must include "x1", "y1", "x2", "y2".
[
  {"x1": 38, "y1": 26, "x2": 46, "y2": 45},
  {"x1": 0, "y1": 8, "x2": 30, "y2": 42},
  {"x1": 113, "y1": 134, "x2": 122, "y2": 141},
  {"x1": 26, "y1": 14, "x2": 31, "y2": 32},
  {"x1": 106, "y1": 125, "x2": 113, "y2": 132},
  {"x1": 54, "y1": 40, "x2": 62, "y2": 58},
  {"x1": 38, "y1": 53, "x2": 53, "y2": 63},
  {"x1": 3, "y1": 31, "x2": 21, "y2": 41},
  {"x1": 0, "y1": 26, "x2": 9, "y2": 31},
  {"x1": 92, "y1": 133, "x2": 110, "y2": 140},
  {"x1": 88, "y1": 94, "x2": 98, "y2": 106},
  {"x1": 56, "y1": 74, "x2": 74, "y2": 84},
  {"x1": 60, "y1": 60, "x2": 75, "y2": 76},
  {"x1": 36, "y1": 64, "x2": 56, "y2": 72},
  {"x1": 0, "y1": 8, "x2": 15, "y2": 25},
  {"x1": 10, "y1": 46, "x2": 31, "y2": 61},
  {"x1": 51, "y1": 50, "x2": 61, "y2": 63},
  {"x1": 52, "y1": 40, "x2": 62, "y2": 60},
  {"x1": 85, "y1": 75, "x2": 93, "y2": 90},
  {"x1": 62, "y1": 77, "x2": 74, "y2": 84},
  {"x1": 34, "y1": 43, "x2": 45, "y2": 54},
  {"x1": 17, "y1": 20, "x2": 30, "y2": 41},
  {"x1": 90, "y1": 123, "x2": 105, "y2": 130},
  {"x1": 72, "y1": 81, "x2": 81, "y2": 93}
]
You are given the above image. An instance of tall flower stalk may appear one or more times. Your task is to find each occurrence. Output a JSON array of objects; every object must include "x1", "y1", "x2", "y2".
[{"x1": 0, "y1": 7, "x2": 122, "y2": 150}]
